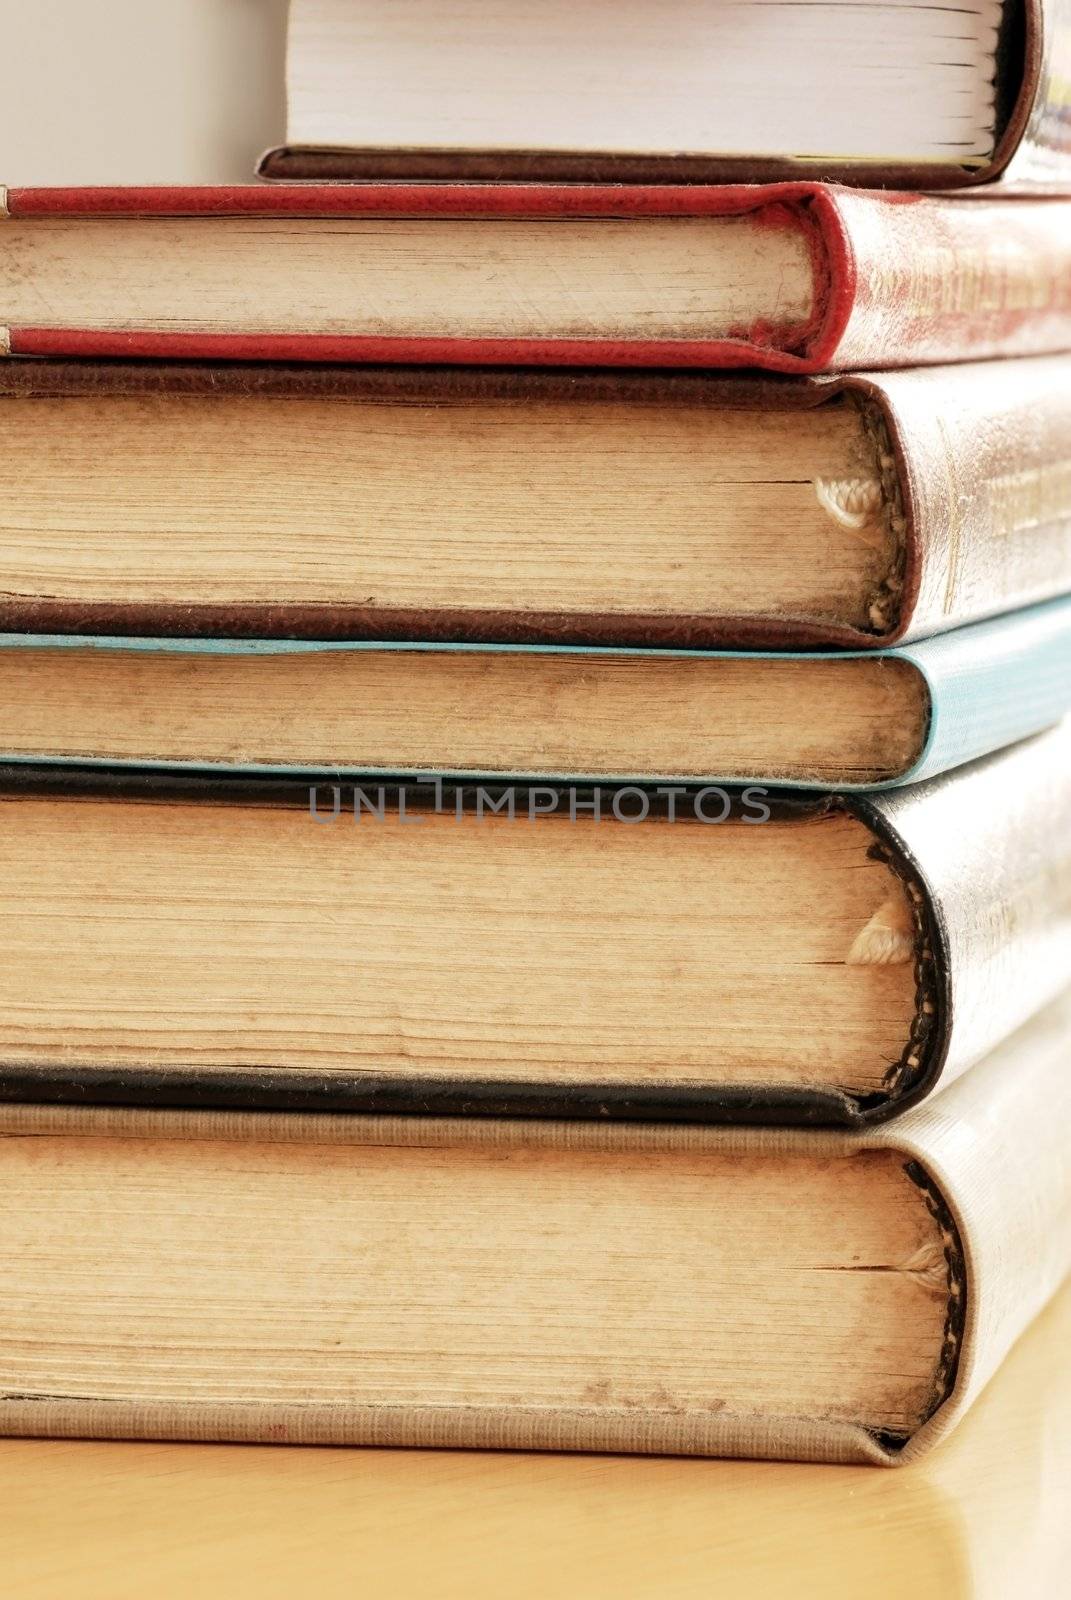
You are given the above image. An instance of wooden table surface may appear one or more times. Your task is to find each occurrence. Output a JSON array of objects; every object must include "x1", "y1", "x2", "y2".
[{"x1": 1, "y1": 1283, "x2": 1067, "y2": 1599}]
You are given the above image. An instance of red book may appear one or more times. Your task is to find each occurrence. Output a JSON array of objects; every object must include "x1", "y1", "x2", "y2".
[{"x1": 2, "y1": 181, "x2": 1071, "y2": 372}]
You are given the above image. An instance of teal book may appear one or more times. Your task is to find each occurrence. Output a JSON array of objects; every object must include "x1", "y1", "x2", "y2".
[{"x1": 0, "y1": 594, "x2": 1068, "y2": 790}]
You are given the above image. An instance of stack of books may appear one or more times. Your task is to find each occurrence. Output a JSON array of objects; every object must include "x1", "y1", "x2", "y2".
[{"x1": 0, "y1": 0, "x2": 1068, "y2": 1466}]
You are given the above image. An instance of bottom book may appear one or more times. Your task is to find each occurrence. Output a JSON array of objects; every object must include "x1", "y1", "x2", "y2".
[{"x1": 0, "y1": 991, "x2": 1067, "y2": 1465}]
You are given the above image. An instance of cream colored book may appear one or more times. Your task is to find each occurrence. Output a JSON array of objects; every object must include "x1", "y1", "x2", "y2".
[
  {"x1": 261, "y1": 0, "x2": 1056, "y2": 190},
  {"x1": 0, "y1": 988, "x2": 1067, "y2": 1464},
  {"x1": 4, "y1": 356, "x2": 1071, "y2": 655},
  {"x1": 2, "y1": 727, "x2": 1071, "y2": 1126}
]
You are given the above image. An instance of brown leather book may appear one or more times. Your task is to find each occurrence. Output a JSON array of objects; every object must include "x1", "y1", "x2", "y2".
[
  {"x1": 1, "y1": 724, "x2": 1069, "y2": 1126},
  {"x1": 2, "y1": 356, "x2": 1070, "y2": 650},
  {"x1": 0, "y1": 989, "x2": 1066, "y2": 1463},
  {"x1": 260, "y1": 0, "x2": 1071, "y2": 191}
]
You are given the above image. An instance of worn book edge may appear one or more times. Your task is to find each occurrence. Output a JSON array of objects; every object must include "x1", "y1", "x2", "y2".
[
  {"x1": 0, "y1": 988, "x2": 1065, "y2": 1464},
  {"x1": 0, "y1": 592, "x2": 1067, "y2": 788}
]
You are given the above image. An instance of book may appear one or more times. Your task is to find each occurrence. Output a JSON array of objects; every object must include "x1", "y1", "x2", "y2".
[
  {"x1": 4, "y1": 356, "x2": 1071, "y2": 651},
  {"x1": 5, "y1": 1287, "x2": 1065, "y2": 1591},
  {"x1": 1, "y1": 723, "x2": 1069, "y2": 1124},
  {"x1": 3, "y1": 183, "x2": 1071, "y2": 372},
  {"x1": 259, "y1": 0, "x2": 1071, "y2": 192},
  {"x1": 0, "y1": 596, "x2": 1067, "y2": 788},
  {"x1": 0, "y1": 986, "x2": 1066, "y2": 1464}
]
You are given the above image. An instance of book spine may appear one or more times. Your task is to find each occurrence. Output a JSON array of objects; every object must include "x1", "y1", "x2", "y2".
[
  {"x1": 871, "y1": 357, "x2": 1071, "y2": 642},
  {"x1": 884, "y1": 997, "x2": 1071, "y2": 1462},
  {"x1": 997, "y1": 0, "x2": 1071, "y2": 187},
  {"x1": 866, "y1": 722, "x2": 1071, "y2": 1100},
  {"x1": 894, "y1": 596, "x2": 1071, "y2": 787},
  {"x1": 831, "y1": 191, "x2": 1071, "y2": 369}
]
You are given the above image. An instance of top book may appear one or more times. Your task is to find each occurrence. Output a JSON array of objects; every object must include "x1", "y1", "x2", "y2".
[{"x1": 260, "y1": 0, "x2": 1071, "y2": 191}]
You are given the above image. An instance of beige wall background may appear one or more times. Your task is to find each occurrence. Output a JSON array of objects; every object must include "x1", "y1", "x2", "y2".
[{"x1": 1, "y1": 0, "x2": 288, "y2": 184}]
